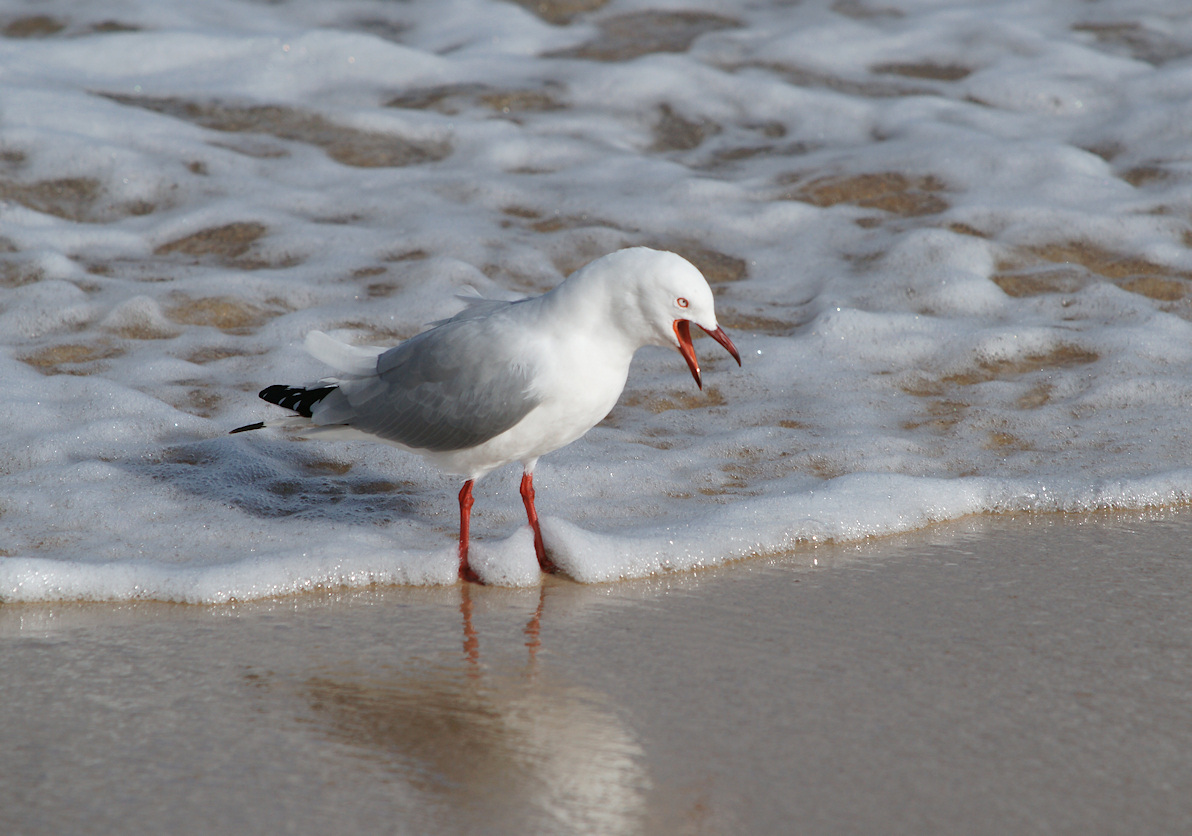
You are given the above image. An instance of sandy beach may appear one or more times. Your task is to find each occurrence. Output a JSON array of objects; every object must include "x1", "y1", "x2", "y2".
[{"x1": 4, "y1": 510, "x2": 1192, "y2": 835}]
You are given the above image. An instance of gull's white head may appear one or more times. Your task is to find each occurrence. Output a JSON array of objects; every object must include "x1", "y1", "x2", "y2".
[{"x1": 573, "y1": 247, "x2": 741, "y2": 389}]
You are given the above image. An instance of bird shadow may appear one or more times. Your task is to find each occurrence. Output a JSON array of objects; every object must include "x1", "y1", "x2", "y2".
[{"x1": 116, "y1": 432, "x2": 434, "y2": 526}]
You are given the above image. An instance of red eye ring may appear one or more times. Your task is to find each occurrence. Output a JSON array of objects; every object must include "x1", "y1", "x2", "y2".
[{"x1": 677, "y1": 297, "x2": 689, "y2": 308}]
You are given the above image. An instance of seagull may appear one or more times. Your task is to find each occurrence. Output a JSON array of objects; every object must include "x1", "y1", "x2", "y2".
[{"x1": 231, "y1": 247, "x2": 741, "y2": 583}]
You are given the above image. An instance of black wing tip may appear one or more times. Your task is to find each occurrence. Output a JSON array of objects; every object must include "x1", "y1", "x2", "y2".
[
  {"x1": 229, "y1": 421, "x2": 266, "y2": 435},
  {"x1": 258, "y1": 384, "x2": 337, "y2": 418}
]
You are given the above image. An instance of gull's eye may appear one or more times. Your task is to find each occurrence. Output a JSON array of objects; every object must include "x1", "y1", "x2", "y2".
[{"x1": 676, "y1": 297, "x2": 689, "y2": 308}]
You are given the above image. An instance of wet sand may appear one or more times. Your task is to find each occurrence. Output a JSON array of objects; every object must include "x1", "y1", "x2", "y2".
[{"x1": 3, "y1": 510, "x2": 1192, "y2": 835}]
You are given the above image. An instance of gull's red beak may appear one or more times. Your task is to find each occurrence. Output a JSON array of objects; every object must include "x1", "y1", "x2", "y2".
[{"x1": 673, "y1": 320, "x2": 742, "y2": 390}]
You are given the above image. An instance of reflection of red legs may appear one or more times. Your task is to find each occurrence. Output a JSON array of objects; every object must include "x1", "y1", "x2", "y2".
[
  {"x1": 459, "y1": 584, "x2": 480, "y2": 672},
  {"x1": 523, "y1": 583, "x2": 547, "y2": 673},
  {"x1": 459, "y1": 581, "x2": 549, "y2": 675},
  {"x1": 520, "y1": 471, "x2": 556, "y2": 574},
  {"x1": 458, "y1": 480, "x2": 481, "y2": 584}
]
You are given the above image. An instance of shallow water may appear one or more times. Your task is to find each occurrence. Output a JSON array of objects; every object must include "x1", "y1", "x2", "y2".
[
  {"x1": 4, "y1": 0, "x2": 1192, "y2": 596},
  {"x1": 4, "y1": 510, "x2": 1192, "y2": 834}
]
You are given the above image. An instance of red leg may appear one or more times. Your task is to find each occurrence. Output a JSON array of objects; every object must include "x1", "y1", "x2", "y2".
[
  {"x1": 520, "y1": 471, "x2": 556, "y2": 574},
  {"x1": 458, "y1": 480, "x2": 480, "y2": 584}
]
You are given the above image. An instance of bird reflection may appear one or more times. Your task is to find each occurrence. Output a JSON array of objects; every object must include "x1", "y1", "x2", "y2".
[
  {"x1": 458, "y1": 582, "x2": 546, "y2": 675},
  {"x1": 301, "y1": 583, "x2": 649, "y2": 834}
]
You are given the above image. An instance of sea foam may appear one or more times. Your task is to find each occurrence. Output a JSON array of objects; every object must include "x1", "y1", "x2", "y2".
[{"x1": 4, "y1": 0, "x2": 1192, "y2": 601}]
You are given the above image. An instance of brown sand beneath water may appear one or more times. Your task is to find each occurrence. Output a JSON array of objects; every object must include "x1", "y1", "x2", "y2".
[{"x1": 2, "y1": 510, "x2": 1192, "y2": 835}]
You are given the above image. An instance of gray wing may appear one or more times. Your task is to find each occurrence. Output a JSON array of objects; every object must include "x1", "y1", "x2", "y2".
[{"x1": 314, "y1": 312, "x2": 540, "y2": 452}]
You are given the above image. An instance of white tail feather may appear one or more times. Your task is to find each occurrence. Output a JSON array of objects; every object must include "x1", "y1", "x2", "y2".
[{"x1": 304, "y1": 331, "x2": 386, "y2": 377}]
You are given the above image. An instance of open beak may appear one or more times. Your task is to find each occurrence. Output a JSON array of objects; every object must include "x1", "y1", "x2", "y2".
[{"x1": 673, "y1": 320, "x2": 742, "y2": 390}]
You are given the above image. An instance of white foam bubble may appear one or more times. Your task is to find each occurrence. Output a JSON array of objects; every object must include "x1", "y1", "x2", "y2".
[{"x1": 4, "y1": 0, "x2": 1192, "y2": 600}]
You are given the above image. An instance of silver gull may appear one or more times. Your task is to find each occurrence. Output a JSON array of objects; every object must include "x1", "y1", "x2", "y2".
[{"x1": 232, "y1": 247, "x2": 741, "y2": 583}]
